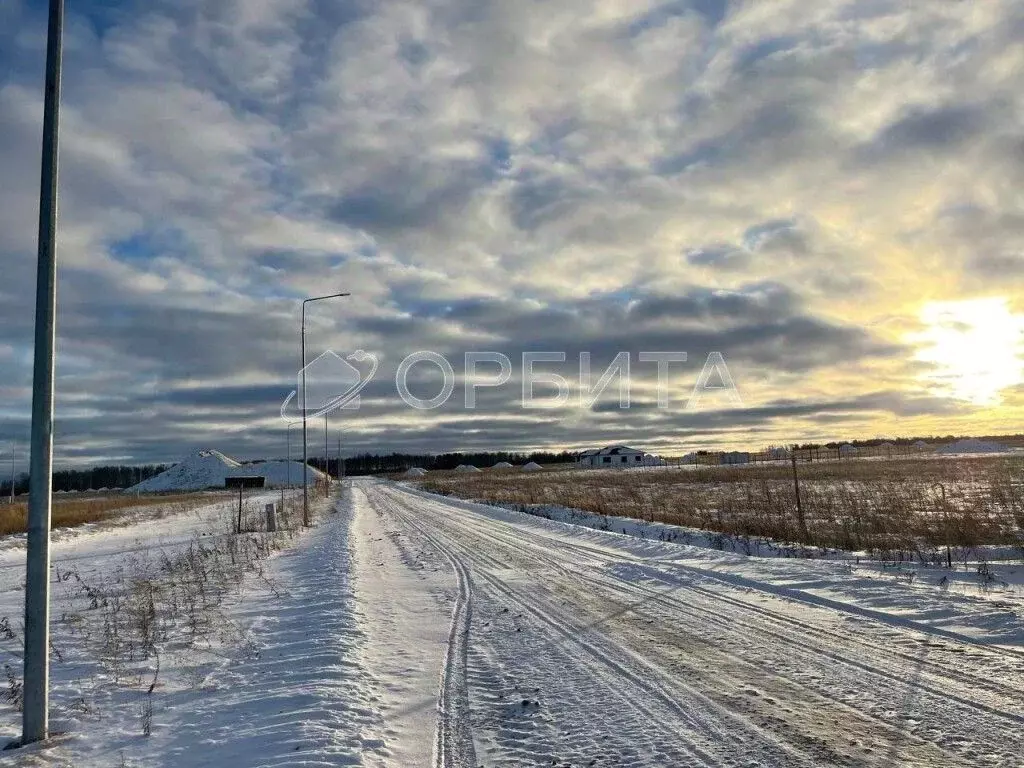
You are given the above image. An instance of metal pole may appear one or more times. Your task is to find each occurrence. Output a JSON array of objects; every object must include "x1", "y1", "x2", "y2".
[
  {"x1": 324, "y1": 415, "x2": 329, "y2": 492},
  {"x1": 337, "y1": 432, "x2": 342, "y2": 483},
  {"x1": 301, "y1": 302, "x2": 309, "y2": 526},
  {"x1": 286, "y1": 423, "x2": 292, "y2": 489},
  {"x1": 9, "y1": 443, "x2": 15, "y2": 505},
  {"x1": 23, "y1": 0, "x2": 63, "y2": 745},
  {"x1": 299, "y1": 292, "x2": 349, "y2": 524}
]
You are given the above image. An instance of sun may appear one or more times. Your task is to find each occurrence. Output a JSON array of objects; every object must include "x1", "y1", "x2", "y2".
[{"x1": 912, "y1": 297, "x2": 1024, "y2": 405}]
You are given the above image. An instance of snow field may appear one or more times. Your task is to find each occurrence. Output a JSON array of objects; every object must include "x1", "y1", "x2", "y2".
[
  {"x1": 5, "y1": 476, "x2": 1024, "y2": 766},
  {"x1": 0, "y1": 490, "x2": 317, "y2": 764}
]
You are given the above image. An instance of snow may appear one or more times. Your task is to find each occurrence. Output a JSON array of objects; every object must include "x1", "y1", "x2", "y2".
[
  {"x1": 403, "y1": 467, "x2": 428, "y2": 477},
  {"x1": 5, "y1": 478, "x2": 1024, "y2": 766},
  {"x1": 491, "y1": 461, "x2": 514, "y2": 469},
  {"x1": 937, "y1": 438, "x2": 1009, "y2": 454},
  {"x1": 237, "y1": 458, "x2": 329, "y2": 488},
  {"x1": 454, "y1": 464, "x2": 481, "y2": 473},
  {"x1": 521, "y1": 462, "x2": 543, "y2": 472},
  {"x1": 128, "y1": 450, "x2": 327, "y2": 491}
]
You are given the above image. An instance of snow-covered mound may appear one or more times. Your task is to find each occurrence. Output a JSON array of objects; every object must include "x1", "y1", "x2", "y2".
[
  {"x1": 128, "y1": 450, "x2": 326, "y2": 492},
  {"x1": 243, "y1": 460, "x2": 329, "y2": 488},
  {"x1": 404, "y1": 467, "x2": 428, "y2": 478},
  {"x1": 521, "y1": 462, "x2": 543, "y2": 472},
  {"x1": 937, "y1": 439, "x2": 1008, "y2": 455},
  {"x1": 454, "y1": 464, "x2": 481, "y2": 473},
  {"x1": 491, "y1": 462, "x2": 514, "y2": 469}
]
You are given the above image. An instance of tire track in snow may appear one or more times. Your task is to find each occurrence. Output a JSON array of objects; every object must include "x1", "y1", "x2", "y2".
[
  {"x1": 426, "y1": 496, "x2": 1022, "y2": 764},
  {"x1": 419, "y1": 490, "x2": 1024, "y2": 716},
  {"x1": 369, "y1": 491, "x2": 476, "y2": 768},
  {"x1": 380, "y1": 492, "x2": 719, "y2": 765},
  {"x1": 432, "y1": 539, "x2": 477, "y2": 768},
  {"x1": 375, "y1": 484, "x2": 817, "y2": 767},
  {"x1": 378, "y1": 482, "x2": 1024, "y2": 766},
  {"x1": 469, "y1": 517, "x2": 1024, "y2": 743}
]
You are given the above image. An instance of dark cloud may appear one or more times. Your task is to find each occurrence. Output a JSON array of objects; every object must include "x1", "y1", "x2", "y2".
[
  {"x1": 686, "y1": 245, "x2": 753, "y2": 271},
  {"x1": 968, "y1": 253, "x2": 1024, "y2": 278},
  {"x1": 0, "y1": 0, "x2": 1017, "y2": 468},
  {"x1": 858, "y1": 104, "x2": 989, "y2": 163}
]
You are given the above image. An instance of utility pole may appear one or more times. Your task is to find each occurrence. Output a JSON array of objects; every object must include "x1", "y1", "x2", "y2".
[
  {"x1": 9, "y1": 443, "x2": 15, "y2": 505},
  {"x1": 23, "y1": 0, "x2": 64, "y2": 746},
  {"x1": 287, "y1": 422, "x2": 294, "y2": 489},
  {"x1": 324, "y1": 415, "x2": 330, "y2": 492},
  {"x1": 236, "y1": 485, "x2": 244, "y2": 534},
  {"x1": 300, "y1": 292, "x2": 349, "y2": 526}
]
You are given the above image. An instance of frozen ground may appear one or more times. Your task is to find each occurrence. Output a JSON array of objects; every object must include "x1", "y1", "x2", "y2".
[{"x1": 3, "y1": 477, "x2": 1024, "y2": 766}]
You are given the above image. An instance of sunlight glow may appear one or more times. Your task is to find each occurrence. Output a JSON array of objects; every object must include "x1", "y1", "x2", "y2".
[{"x1": 912, "y1": 298, "x2": 1024, "y2": 405}]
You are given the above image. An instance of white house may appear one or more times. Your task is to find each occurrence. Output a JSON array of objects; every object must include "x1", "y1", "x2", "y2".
[{"x1": 577, "y1": 445, "x2": 656, "y2": 468}]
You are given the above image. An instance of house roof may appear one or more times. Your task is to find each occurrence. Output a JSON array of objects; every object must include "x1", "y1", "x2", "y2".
[{"x1": 581, "y1": 445, "x2": 646, "y2": 456}]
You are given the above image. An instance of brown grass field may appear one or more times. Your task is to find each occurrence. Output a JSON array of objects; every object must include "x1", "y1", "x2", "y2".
[
  {"x1": 413, "y1": 454, "x2": 1024, "y2": 564},
  {"x1": 0, "y1": 492, "x2": 235, "y2": 537}
]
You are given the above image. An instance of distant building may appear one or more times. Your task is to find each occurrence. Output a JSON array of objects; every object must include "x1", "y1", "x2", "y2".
[
  {"x1": 720, "y1": 451, "x2": 751, "y2": 465},
  {"x1": 578, "y1": 445, "x2": 650, "y2": 467}
]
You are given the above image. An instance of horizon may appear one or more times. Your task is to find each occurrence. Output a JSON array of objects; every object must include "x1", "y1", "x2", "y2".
[
  {"x1": 2, "y1": 0, "x2": 1022, "y2": 469},
  {"x1": 5, "y1": 431, "x2": 1024, "y2": 481}
]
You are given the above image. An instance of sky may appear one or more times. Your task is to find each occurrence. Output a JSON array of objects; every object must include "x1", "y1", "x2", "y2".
[{"x1": 1, "y1": 0, "x2": 1023, "y2": 468}]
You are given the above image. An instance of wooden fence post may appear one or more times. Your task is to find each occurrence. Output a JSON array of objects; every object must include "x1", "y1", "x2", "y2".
[{"x1": 792, "y1": 453, "x2": 806, "y2": 542}]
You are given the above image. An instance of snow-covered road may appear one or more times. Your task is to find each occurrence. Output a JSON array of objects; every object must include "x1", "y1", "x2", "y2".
[
  {"x1": 358, "y1": 478, "x2": 1024, "y2": 767},
  {"x1": 5, "y1": 478, "x2": 1024, "y2": 767}
]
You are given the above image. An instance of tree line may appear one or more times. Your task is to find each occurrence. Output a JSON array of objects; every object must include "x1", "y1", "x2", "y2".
[
  {"x1": 310, "y1": 450, "x2": 578, "y2": 477},
  {"x1": 791, "y1": 433, "x2": 1024, "y2": 450},
  {"x1": 1, "y1": 464, "x2": 169, "y2": 497}
]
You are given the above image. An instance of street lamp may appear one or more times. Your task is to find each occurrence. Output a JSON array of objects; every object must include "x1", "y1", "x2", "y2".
[
  {"x1": 301, "y1": 292, "x2": 349, "y2": 526},
  {"x1": 286, "y1": 422, "x2": 297, "y2": 489},
  {"x1": 22, "y1": 0, "x2": 64, "y2": 746},
  {"x1": 7, "y1": 443, "x2": 15, "y2": 505}
]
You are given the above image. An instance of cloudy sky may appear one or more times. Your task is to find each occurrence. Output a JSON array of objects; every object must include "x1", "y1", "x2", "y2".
[{"x1": 1, "y1": 0, "x2": 1023, "y2": 467}]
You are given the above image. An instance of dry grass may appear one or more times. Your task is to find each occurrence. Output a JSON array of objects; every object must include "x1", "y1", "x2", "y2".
[
  {"x1": 0, "y1": 492, "x2": 234, "y2": 537},
  {"x1": 0, "y1": 489, "x2": 315, "y2": 732},
  {"x1": 416, "y1": 455, "x2": 1024, "y2": 564}
]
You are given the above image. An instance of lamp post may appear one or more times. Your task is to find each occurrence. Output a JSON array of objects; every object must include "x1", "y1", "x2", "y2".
[
  {"x1": 8, "y1": 443, "x2": 15, "y2": 505},
  {"x1": 301, "y1": 292, "x2": 349, "y2": 526},
  {"x1": 22, "y1": 0, "x2": 64, "y2": 746},
  {"x1": 286, "y1": 422, "x2": 296, "y2": 489}
]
